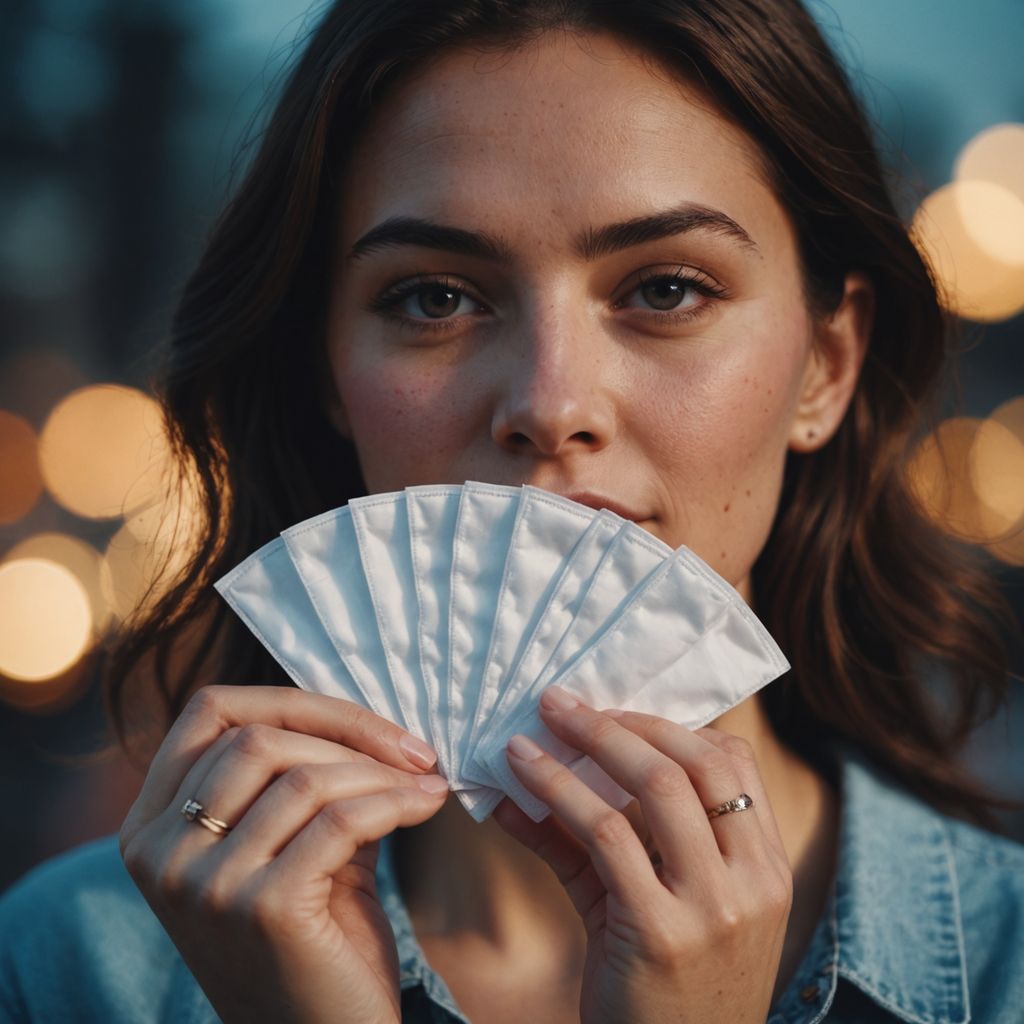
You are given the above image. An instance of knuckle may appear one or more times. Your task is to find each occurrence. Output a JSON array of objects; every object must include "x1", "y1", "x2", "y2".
[
  {"x1": 196, "y1": 872, "x2": 236, "y2": 917},
  {"x1": 765, "y1": 867, "x2": 795, "y2": 915},
  {"x1": 321, "y1": 799, "x2": 357, "y2": 836},
  {"x1": 588, "y1": 716, "x2": 621, "y2": 745},
  {"x1": 717, "y1": 733, "x2": 756, "y2": 765},
  {"x1": 182, "y1": 685, "x2": 226, "y2": 722},
  {"x1": 642, "y1": 918, "x2": 688, "y2": 969},
  {"x1": 232, "y1": 723, "x2": 278, "y2": 760},
  {"x1": 340, "y1": 710, "x2": 380, "y2": 756},
  {"x1": 646, "y1": 717, "x2": 678, "y2": 747},
  {"x1": 642, "y1": 760, "x2": 689, "y2": 800},
  {"x1": 119, "y1": 833, "x2": 149, "y2": 882},
  {"x1": 706, "y1": 900, "x2": 745, "y2": 943},
  {"x1": 279, "y1": 763, "x2": 322, "y2": 800},
  {"x1": 153, "y1": 857, "x2": 188, "y2": 904},
  {"x1": 247, "y1": 889, "x2": 286, "y2": 934},
  {"x1": 701, "y1": 749, "x2": 738, "y2": 789},
  {"x1": 590, "y1": 809, "x2": 635, "y2": 849},
  {"x1": 545, "y1": 765, "x2": 579, "y2": 800}
]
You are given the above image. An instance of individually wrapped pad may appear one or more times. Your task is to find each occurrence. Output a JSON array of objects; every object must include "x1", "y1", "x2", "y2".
[
  {"x1": 213, "y1": 537, "x2": 368, "y2": 707},
  {"x1": 406, "y1": 485, "x2": 462, "y2": 786},
  {"x1": 349, "y1": 493, "x2": 435, "y2": 762},
  {"x1": 446, "y1": 482, "x2": 521, "y2": 789},
  {"x1": 282, "y1": 508, "x2": 407, "y2": 727},
  {"x1": 407, "y1": 486, "x2": 495, "y2": 816},
  {"x1": 459, "y1": 486, "x2": 598, "y2": 788}
]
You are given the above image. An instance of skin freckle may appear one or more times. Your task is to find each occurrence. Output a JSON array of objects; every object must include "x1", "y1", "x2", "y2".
[{"x1": 723, "y1": 503, "x2": 731, "y2": 512}]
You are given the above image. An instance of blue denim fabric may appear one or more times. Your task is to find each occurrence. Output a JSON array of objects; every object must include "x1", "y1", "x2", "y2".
[{"x1": 2, "y1": 742, "x2": 1022, "y2": 1023}]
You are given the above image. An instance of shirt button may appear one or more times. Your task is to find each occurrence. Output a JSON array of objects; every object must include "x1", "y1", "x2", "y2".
[{"x1": 800, "y1": 985, "x2": 820, "y2": 1003}]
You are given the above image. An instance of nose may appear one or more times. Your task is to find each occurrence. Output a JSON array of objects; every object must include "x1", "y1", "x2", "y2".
[{"x1": 490, "y1": 306, "x2": 616, "y2": 457}]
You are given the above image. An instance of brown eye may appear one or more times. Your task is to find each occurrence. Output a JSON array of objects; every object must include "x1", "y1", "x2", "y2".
[
  {"x1": 639, "y1": 277, "x2": 692, "y2": 311},
  {"x1": 417, "y1": 283, "x2": 463, "y2": 318}
]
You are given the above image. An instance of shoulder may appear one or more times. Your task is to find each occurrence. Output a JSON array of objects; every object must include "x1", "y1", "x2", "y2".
[
  {"x1": 830, "y1": 746, "x2": 1024, "y2": 1022},
  {"x1": 0, "y1": 835, "x2": 204, "y2": 1023}
]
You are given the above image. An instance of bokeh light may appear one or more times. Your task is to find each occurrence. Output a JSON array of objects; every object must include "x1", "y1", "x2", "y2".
[
  {"x1": 907, "y1": 418, "x2": 1004, "y2": 540},
  {"x1": 0, "y1": 657, "x2": 93, "y2": 715},
  {"x1": 955, "y1": 123, "x2": 1024, "y2": 204},
  {"x1": 39, "y1": 384, "x2": 172, "y2": 520},
  {"x1": 100, "y1": 521, "x2": 192, "y2": 625},
  {"x1": 990, "y1": 395, "x2": 1024, "y2": 444},
  {"x1": 911, "y1": 181, "x2": 1024, "y2": 322},
  {"x1": 952, "y1": 180, "x2": 1024, "y2": 266},
  {"x1": 2, "y1": 533, "x2": 109, "y2": 636},
  {"x1": 0, "y1": 559, "x2": 93, "y2": 682},
  {"x1": 983, "y1": 396, "x2": 1024, "y2": 566},
  {"x1": 124, "y1": 456, "x2": 205, "y2": 551},
  {"x1": 969, "y1": 419, "x2": 1024, "y2": 531},
  {"x1": 0, "y1": 411, "x2": 44, "y2": 524}
]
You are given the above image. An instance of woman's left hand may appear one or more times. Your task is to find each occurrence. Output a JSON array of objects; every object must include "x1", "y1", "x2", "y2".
[{"x1": 493, "y1": 685, "x2": 793, "y2": 1024}]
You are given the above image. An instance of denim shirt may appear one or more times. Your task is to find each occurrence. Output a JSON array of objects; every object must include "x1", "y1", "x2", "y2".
[{"x1": 1, "y1": 743, "x2": 1022, "y2": 1023}]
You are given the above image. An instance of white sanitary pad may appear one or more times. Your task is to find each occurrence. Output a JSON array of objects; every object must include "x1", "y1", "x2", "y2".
[{"x1": 214, "y1": 484, "x2": 789, "y2": 823}]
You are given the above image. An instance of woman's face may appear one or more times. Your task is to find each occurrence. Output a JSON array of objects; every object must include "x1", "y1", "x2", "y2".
[{"x1": 325, "y1": 31, "x2": 857, "y2": 600}]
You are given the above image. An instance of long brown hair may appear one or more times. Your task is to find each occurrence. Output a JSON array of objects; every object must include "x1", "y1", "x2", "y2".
[{"x1": 104, "y1": 0, "x2": 1021, "y2": 831}]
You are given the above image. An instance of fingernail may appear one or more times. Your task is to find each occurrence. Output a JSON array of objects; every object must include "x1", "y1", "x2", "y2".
[
  {"x1": 508, "y1": 734, "x2": 545, "y2": 761},
  {"x1": 416, "y1": 774, "x2": 449, "y2": 794},
  {"x1": 540, "y1": 685, "x2": 579, "y2": 712},
  {"x1": 604, "y1": 708, "x2": 626, "y2": 718},
  {"x1": 400, "y1": 733, "x2": 437, "y2": 770}
]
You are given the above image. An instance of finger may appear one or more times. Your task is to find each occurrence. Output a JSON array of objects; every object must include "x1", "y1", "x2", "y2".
[
  {"x1": 539, "y1": 689, "x2": 742, "y2": 878},
  {"x1": 587, "y1": 706, "x2": 768, "y2": 865},
  {"x1": 161, "y1": 725, "x2": 244, "y2": 847},
  {"x1": 505, "y1": 733, "x2": 664, "y2": 906},
  {"x1": 695, "y1": 727, "x2": 788, "y2": 867},
  {"x1": 167, "y1": 724, "x2": 438, "y2": 845},
  {"x1": 217, "y1": 761, "x2": 449, "y2": 862},
  {"x1": 267, "y1": 787, "x2": 448, "y2": 885},
  {"x1": 491, "y1": 797, "x2": 606, "y2": 926},
  {"x1": 129, "y1": 685, "x2": 438, "y2": 831}
]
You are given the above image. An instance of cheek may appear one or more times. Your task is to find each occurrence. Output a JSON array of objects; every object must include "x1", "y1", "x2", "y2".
[
  {"x1": 330, "y1": 346, "x2": 479, "y2": 489},
  {"x1": 639, "y1": 311, "x2": 808, "y2": 574},
  {"x1": 648, "y1": 328, "x2": 805, "y2": 469}
]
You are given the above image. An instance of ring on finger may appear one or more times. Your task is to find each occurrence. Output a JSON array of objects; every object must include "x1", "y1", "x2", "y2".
[
  {"x1": 705, "y1": 793, "x2": 754, "y2": 819},
  {"x1": 181, "y1": 797, "x2": 234, "y2": 836}
]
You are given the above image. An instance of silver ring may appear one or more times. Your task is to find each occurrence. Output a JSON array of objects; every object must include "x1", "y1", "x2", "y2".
[
  {"x1": 705, "y1": 793, "x2": 754, "y2": 819},
  {"x1": 180, "y1": 798, "x2": 233, "y2": 836}
]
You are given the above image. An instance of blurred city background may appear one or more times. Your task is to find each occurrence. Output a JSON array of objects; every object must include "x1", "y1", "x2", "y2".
[{"x1": 1, "y1": 0, "x2": 1023, "y2": 891}]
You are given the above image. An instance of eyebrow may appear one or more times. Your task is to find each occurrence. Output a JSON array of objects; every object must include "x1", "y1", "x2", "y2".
[{"x1": 346, "y1": 202, "x2": 758, "y2": 264}]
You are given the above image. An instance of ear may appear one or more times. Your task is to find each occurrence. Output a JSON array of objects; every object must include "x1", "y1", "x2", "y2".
[{"x1": 788, "y1": 271, "x2": 874, "y2": 453}]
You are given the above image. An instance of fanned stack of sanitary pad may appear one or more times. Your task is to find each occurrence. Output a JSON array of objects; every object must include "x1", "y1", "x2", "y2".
[{"x1": 214, "y1": 483, "x2": 789, "y2": 823}]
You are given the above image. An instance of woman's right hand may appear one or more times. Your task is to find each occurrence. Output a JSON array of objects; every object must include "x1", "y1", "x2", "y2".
[{"x1": 118, "y1": 684, "x2": 449, "y2": 1024}]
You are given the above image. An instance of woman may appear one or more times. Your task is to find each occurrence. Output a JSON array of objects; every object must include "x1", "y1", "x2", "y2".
[{"x1": 2, "y1": 1, "x2": 1022, "y2": 1021}]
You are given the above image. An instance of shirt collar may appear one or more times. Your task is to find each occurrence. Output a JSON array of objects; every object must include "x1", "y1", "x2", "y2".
[
  {"x1": 828, "y1": 743, "x2": 969, "y2": 1024},
  {"x1": 376, "y1": 743, "x2": 969, "y2": 1024}
]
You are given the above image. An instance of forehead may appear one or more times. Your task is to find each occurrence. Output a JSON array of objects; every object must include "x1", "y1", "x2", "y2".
[{"x1": 340, "y1": 30, "x2": 782, "y2": 256}]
